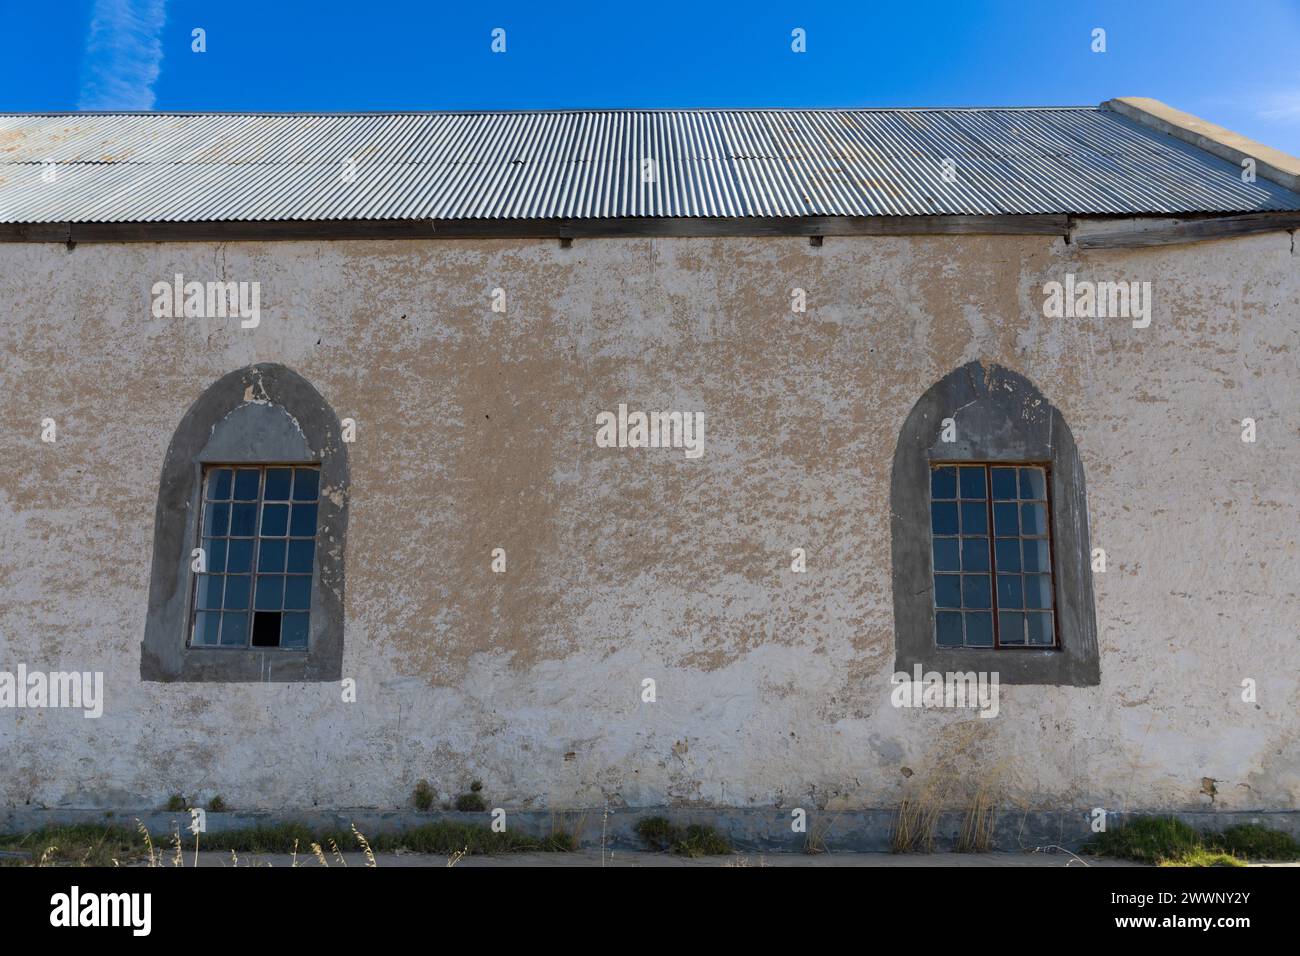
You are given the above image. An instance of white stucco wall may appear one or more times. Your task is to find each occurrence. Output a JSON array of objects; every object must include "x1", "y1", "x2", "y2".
[{"x1": 0, "y1": 224, "x2": 1296, "y2": 814}]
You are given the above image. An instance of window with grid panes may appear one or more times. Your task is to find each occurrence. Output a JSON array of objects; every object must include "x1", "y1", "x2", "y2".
[
  {"x1": 191, "y1": 465, "x2": 320, "y2": 650},
  {"x1": 929, "y1": 463, "x2": 1057, "y2": 649}
]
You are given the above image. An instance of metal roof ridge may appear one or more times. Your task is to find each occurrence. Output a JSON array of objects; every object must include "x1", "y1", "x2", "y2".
[{"x1": 0, "y1": 106, "x2": 1103, "y2": 118}]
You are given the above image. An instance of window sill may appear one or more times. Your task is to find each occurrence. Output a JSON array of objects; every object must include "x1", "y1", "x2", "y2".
[
  {"x1": 142, "y1": 644, "x2": 338, "y2": 683},
  {"x1": 894, "y1": 643, "x2": 1098, "y2": 687}
]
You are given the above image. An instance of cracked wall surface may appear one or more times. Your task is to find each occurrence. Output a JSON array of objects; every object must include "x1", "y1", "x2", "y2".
[{"x1": 0, "y1": 224, "x2": 1296, "y2": 813}]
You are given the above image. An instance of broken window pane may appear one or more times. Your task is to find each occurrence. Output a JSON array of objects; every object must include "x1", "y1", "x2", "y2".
[{"x1": 252, "y1": 611, "x2": 281, "y2": 647}]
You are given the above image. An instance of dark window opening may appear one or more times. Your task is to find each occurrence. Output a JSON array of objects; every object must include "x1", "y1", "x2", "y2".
[
  {"x1": 190, "y1": 464, "x2": 319, "y2": 651},
  {"x1": 929, "y1": 463, "x2": 1058, "y2": 649},
  {"x1": 252, "y1": 612, "x2": 282, "y2": 647}
]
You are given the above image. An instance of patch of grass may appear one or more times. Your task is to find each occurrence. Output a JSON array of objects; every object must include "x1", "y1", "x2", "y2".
[
  {"x1": 203, "y1": 823, "x2": 329, "y2": 853},
  {"x1": 1211, "y1": 824, "x2": 1300, "y2": 862},
  {"x1": 676, "y1": 824, "x2": 732, "y2": 857},
  {"x1": 1160, "y1": 850, "x2": 1245, "y2": 868},
  {"x1": 0, "y1": 825, "x2": 146, "y2": 867},
  {"x1": 455, "y1": 792, "x2": 487, "y2": 812},
  {"x1": 634, "y1": 815, "x2": 679, "y2": 852},
  {"x1": 1085, "y1": 816, "x2": 1297, "y2": 866},
  {"x1": 1086, "y1": 817, "x2": 1205, "y2": 865},
  {"x1": 634, "y1": 816, "x2": 732, "y2": 857},
  {"x1": 366, "y1": 822, "x2": 570, "y2": 855},
  {"x1": 0, "y1": 818, "x2": 577, "y2": 866},
  {"x1": 413, "y1": 779, "x2": 434, "y2": 811}
]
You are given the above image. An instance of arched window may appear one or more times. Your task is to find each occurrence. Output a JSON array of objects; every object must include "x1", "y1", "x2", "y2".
[
  {"x1": 141, "y1": 364, "x2": 349, "y2": 682},
  {"x1": 890, "y1": 361, "x2": 1099, "y2": 686}
]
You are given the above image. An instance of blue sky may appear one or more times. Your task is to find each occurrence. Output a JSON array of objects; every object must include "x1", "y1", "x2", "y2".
[{"x1": 2, "y1": 0, "x2": 1299, "y2": 153}]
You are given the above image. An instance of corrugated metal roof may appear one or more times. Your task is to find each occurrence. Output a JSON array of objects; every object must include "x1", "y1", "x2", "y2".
[{"x1": 1, "y1": 107, "x2": 1296, "y2": 223}]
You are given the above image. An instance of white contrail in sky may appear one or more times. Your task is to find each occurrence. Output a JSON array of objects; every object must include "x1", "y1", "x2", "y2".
[{"x1": 77, "y1": 0, "x2": 168, "y2": 110}]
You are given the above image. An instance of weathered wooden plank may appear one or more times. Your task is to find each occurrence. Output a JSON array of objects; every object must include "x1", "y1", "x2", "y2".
[
  {"x1": 1077, "y1": 214, "x2": 1300, "y2": 249},
  {"x1": 0, "y1": 215, "x2": 1071, "y2": 243}
]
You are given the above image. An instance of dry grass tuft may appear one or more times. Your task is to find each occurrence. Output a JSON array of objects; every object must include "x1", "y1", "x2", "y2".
[
  {"x1": 955, "y1": 783, "x2": 998, "y2": 853},
  {"x1": 546, "y1": 811, "x2": 585, "y2": 852},
  {"x1": 891, "y1": 784, "x2": 945, "y2": 853},
  {"x1": 137, "y1": 819, "x2": 159, "y2": 868},
  {"x1": 328, "y1": 839, "x2": 346, "y2": 866},
  {"x1": 352, "y1": 826, "x2": 377, "y2": 867},
  {"x1": 803, "y1": 814, "x2": 835, "y2": 855},
  {"x1": 891, "y1": 722, "x2": 1004, "y2": 854}
]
